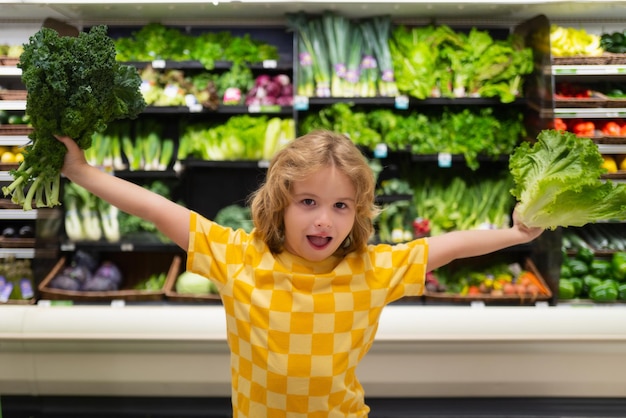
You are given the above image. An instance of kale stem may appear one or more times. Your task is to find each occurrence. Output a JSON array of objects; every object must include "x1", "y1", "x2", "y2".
[{"x1": 22, "y1": 175, "x2": 43, "y2": 211}]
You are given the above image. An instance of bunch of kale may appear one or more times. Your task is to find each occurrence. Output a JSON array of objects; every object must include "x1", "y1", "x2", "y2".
[{"x1": 3, "y1": 25, "x2": 146, "y2": 210}]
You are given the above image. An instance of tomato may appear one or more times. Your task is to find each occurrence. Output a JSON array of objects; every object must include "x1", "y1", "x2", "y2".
[
  {"x1": 602, "y1": 121, "x2": 621, "y2": 136},
  {"x1": 554, "y1": 118, "x2": 567, "y2": 131},
  {"x1": 572, "y1": 120, "x2": 595, "y2": 137}
]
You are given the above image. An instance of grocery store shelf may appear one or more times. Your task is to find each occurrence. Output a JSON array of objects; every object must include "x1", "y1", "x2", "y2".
[
  {"x1": 553, "y1": 107, "x2": 626, "y2": 118},
  {"x1": 0, "y1": 208, "x2": 37, "y2": 219},
  {"x1": 1, "y1": 304, "x2": 626, "y2": 398},
  {"x1": 598, "y1": 143, "x2": 626, "y2": 154},
  {"x1": 0, "y1": 247, "x2": 34, "y2": 258},
  {"x1": 552, "y1": 65, "x2": 626, "y2": 76},
  {"x1": 0, "y1": 135, "x2": 29, "y2": 146},
  {"x1": 0, "y1": 100, "x2": 26, "y2": 111},
  {"x1": 2, "y1": 0, "x2": 626, "y2": 23},
  {"x1": 0, "y1": 66, "x2": 21, "y2": 76}
]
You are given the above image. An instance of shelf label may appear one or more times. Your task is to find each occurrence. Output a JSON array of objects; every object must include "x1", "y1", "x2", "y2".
[
  {"x1": 394, "y1": 95, "x2": 409, "y2": 110},
  {"x1": 294, "y1": 95, "x2": 309, "y2": 111},
  {"x1": 373, "y1": 143, "x2": 388, "y2": 158},
  {"x1": 120, "y1": 243, "x2": 134, "y2": 252},
  {"x1": 258, "y1": 160, "x2": 270, "y2": 168},
  {"x1": 60, "y1": 243, "x2": 76, "y2": 251},
  {"x1": 262, "y1": 60, "x2": 278, "y2": 69},
  {"x1": 438, "y1": 152, "x2": 452, "y2": 168},
  {"x1": 38, "y1": 300, "x2": 73, "y2": 307},
  {"x1": 554, "y1": 68, "x2": 578, "y2": 75},
  {"x1": 470, "y1": 301, "x2": 485, "y2": 308},
  {"x1": 111, "y1": 299, "x2": 126, "y2": 308},
  {"x1": 151, "y1": 59, "x2": 166, "y2": 69}
]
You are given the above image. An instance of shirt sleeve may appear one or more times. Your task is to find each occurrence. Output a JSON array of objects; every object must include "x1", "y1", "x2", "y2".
[
  {"x1": 186, "y1": 211, "x2": 249, "y2": 286},
  {"x1": 374, "y1": 238, "x2": 429, "y2": 303}
]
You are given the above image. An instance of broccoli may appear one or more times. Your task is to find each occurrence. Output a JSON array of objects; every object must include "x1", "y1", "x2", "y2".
[{"x1": 2, "y1": 25, "x2": 146, "y2": 210}]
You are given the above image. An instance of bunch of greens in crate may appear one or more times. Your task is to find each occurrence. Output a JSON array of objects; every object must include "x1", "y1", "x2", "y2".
[
  {"x1": 177, "y1": 116, "x2": 295, "y2": 161},
  {"x1": 390, "y1": 25, "x2": 533, "y2": 102},
  {"x1": 375, "y1": 178, "x2": 414, "y2": 243},
  {"x1": 139, "y1": 67, "x2": 220, "y2": 109},
  {"x1": 412, "y1": 175, "x2": 515, "y2": 236},
  {"x1": 287, "y1": 12, "x2": 397, "y2": 98},
  {"x1": 114, "y1": 23, "x2": 279, "y2": 69},
  {"x1": 63, "y1": 180, "x2": 174, "y2": 243},
  {"x1": 559, "y1": 242, "x2": 626, "y2": 302},
  {"x1": 118, "y1": 181, "x2": 173, "y2": 243},
  {"x1": 64, "y1": 182, "x2": 119, "y2": 243},
  {"x1": 300, "y1": 102, "x2": 525, "y2": 169}
]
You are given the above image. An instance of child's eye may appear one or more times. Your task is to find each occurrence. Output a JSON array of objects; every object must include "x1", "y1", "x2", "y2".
[
  {"x1": 335, "y1": 202, "x2": 348, "y2": 209},
  {"x1": 302, "y1": 198, "x2": 315, "y2": 206}
]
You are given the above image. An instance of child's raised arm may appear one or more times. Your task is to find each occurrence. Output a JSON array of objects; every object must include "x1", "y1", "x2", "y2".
[
  {"x1": 57, "y1": 136, "x2": 191, "y2": 250},
  {"x1": 426, "y1": 209, "x2": 543, "y2": 271}
]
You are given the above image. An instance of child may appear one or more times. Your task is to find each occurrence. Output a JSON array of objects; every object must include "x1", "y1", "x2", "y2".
[{"x1": 57, "y1": 130, "x2": 542, "y2": 417}]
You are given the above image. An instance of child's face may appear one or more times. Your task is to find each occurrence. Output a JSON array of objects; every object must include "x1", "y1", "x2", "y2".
[{"x1": 283, "y1": 165, "x2": 356, "y2": 261}]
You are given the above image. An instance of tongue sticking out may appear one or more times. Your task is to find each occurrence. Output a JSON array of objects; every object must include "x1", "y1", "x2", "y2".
[{"x1": 308, "y1": 236, "x2": 331, "y2": 247}]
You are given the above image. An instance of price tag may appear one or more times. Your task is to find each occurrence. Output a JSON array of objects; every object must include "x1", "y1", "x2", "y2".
[
  {"x1": 394, "y1": 95, "x2": 409, "y2": 110},
  {"x1": 120, "y1": 243, "x2": 134, "y2": 252},
  {"x1": 111, "y1": 299, "x2": 126, "y2": 308},
  {"x1": 294, "y1": 95, "x2": 309, "y2": 111},
  {"x1": 248, "y1": 104, "x2": 261, "y2": 113},
  {"x1": 554, "y1": 68, "x2": 577, "y2": 75},
  {"x1": 470, "y1": 301, "x2": 485, "y2": 308},
  {"x1": 152, "y1": 59, "x2": 166, "y2": 69},
  {"x1": 373, "y1": 143, "x2": 388, "y2": 158},
  {"x1": 438, "y1": 152, "x2": 452, "y2": 168},
  {"x1": 262, "y1": 60, "x2": 278, "y2": 69},
  {"x1": 535, "y1": 301, "x2": 549, "y2": 308},
  {"x1": 60, "y1": 243, "x2": 76, "y2": 251},
  {"x1": 188, "y1": 103, "x2": 203, "y2": 113},
  {"x1": 258, "y1": 160, "x2": 270, "y2": 168}
]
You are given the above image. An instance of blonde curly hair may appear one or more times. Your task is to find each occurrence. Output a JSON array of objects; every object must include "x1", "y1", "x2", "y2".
[{"x1": 249, "y1": 130, "x2": 379, "y2": 255}]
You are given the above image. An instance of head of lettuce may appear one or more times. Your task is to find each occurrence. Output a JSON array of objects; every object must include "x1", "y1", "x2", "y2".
[{"x1": 510, "y1": 129, "x2": 626, "y2": 230}]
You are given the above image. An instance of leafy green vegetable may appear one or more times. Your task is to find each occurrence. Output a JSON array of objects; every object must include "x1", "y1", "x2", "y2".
[
  {"x1": 390, "y1": 24, "x2": 533, "y2": 102},
  {"x1": 214, "y1": 204, "x2": 254, "y2": 233},
  {"x1": 510, "y1": 129, "x2": 626, "y2": 229},
  {"x1": 114, "y1": 23, "x2": 279, "y2": 69},
  {"x1": 3, "y1": 25, "x2": 145, "y2": 210}
]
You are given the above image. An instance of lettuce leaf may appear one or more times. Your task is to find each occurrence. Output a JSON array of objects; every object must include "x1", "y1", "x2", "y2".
[{"x1": 510, "y1": 129, "x2": 626, "y2": 229}]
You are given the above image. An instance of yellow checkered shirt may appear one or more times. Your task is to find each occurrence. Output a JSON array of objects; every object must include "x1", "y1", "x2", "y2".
[{"x1": 187, "y1": 211, "x2": 428, "y2": 417}]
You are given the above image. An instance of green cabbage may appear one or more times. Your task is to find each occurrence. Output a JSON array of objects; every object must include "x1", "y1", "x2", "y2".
[
  {"x1": 175, "y1": 271, "x2": 217, "y2": 294},
  {"x1": 510, "y1": 129, "x2": 626, "y2": 229}
]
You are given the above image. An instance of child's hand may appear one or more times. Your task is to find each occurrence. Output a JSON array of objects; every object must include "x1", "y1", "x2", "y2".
[
  {"x1": 512, "y1": 207, "x2": 543, "y2": 242},
  {"x1": 55, "y1": 135, "x2": 88, "y2": 179}
]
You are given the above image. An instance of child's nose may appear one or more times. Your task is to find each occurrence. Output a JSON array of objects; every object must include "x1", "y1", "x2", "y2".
[{"x1": 315, "y1": 210, "x2": 331, "y2": 227}]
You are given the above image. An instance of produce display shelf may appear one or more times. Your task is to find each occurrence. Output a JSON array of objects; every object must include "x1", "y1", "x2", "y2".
[
  {"x1": 0, "y1": 100, "x2": 25, "y2": 111},
  {"x1": 141, "y1": 104, "x2": 293, "y2": 115},
  {"x1": 0, "y1": 135, "x2": 29, "y2": 145},
  {"x1": 552, "y1": 64, "x2": 626, "y2": 76},
  {"x1": 0, "y1": 248, "x2": 34, "y2": 258},
  {"x1": 0, "y1": 66, "x2": 21, "y2": 76},
  {"x1": 2, "y1": 304, "x2": 626, "y2": 398},
  {"x1": 126, "y1": 59, "x2": 292, "y2": 72},
  {"x1": 59, "y1": 240, "x2": 183, "y2": 253},
  {"x1": 552, "y1": 107, "x2": 626, "y2": 118},
  {"x1": 0, "y1": 208, "x2": 37, "y2": 220}
]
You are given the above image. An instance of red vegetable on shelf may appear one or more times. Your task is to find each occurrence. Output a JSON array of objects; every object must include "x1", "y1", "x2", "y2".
[
  {"x1": 572, "y1": 120, "x2": 595, "y2": 137},
  {"x1": 601, "y1": 121, "x2": 622, "y2": 136},
  {"x1": 553, "y1": 118, "x2": 567, "y2": 131}
]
